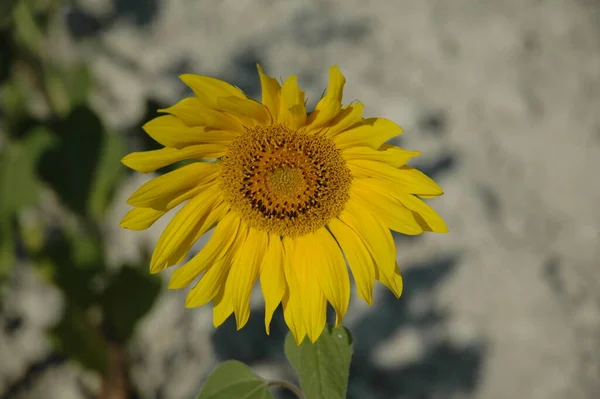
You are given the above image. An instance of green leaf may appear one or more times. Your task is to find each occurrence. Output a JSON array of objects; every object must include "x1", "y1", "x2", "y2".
[
  {"x1": 64, "y1": 64, "x2": 92, "y2": 107},
  {"x1": 50, "y1": 303, "x2": 109, "y2": 375},
  {"x1": 40, "y1": 105, "x2": 125, "y2": 219},
  {"x1": 0, "y1": 28, "x2": 14, "y2": 81},
  {"x1": 197, "y1": 360, "x2": 275, "y2": 399},
  {"x1": 12, "y1": 0, "x2": 43, "y2": 54},
  {"x1": 284, "y1": 325, "x2": 353, "y2": 399},
  {"x1": 0, "y1": 221, "x2": 15, "y2": 281},
  {"x1": 88, "y1": 131, "x2": 126, "y2": 220},
  {"x1": 100, "y1": 266, "x2": 161, "y2": 343},
  {"x1": 43, "y1": 63, "x2": 93, "y2": 117},
  {"x1": 44, "y1": 67, "x2": 71, "y2": 117},
  {"x1": 0, "y1": 80, "x2": 28, "y2": 122},
  {"x1": 0, "y1": 127, "x2": 56, "y2": 219},
  {"x1": 40, "y1": 106, "x2": 106, "y2": 216},
  {"x1": 17, "y1": 209, "x2": 45, "y2": 253},
  {"x1": 27, "y1": 0, "x2": 53, "y2": 13},
  {"x1": 45, "y1": 228, "x2": 104, "y2": 307},
  {"x1": 0, "y1": 1, "x2": 17, "y2": 27}
]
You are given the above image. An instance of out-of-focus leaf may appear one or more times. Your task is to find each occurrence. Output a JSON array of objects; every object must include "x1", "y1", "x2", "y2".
[
  {"x1": 0, "y1": 222, "x2": 15, "y2": 280},
  {"x1": 65, "y1": 64, "x2": 92, "y2": 107},
  {"x1": 43, "y1": 64, "x2": 92, "y2": 117},
  {"x1": 28, "y1": 0, "x2": 53, "y2": 13},
  {"x1": 51, "y1": 303, "x2": 108, "y2": 375},
  {"x1": 70, "y1": 228, "x2": 104, "y2": 268},
  {"x1": 0, "y1": 126, "x2": 56, "y2": 219},
  {"x1": 89, "y1": 131, "x2": 126, "y2": 220},
  {"x1": 17, "y1": 209, "x2": 44, "y2": 253},
  {"x1": 1, "y1": 80, "x2": 29, "y2": 124},
  {"x1": 34, "y1": 257, "x2": 56, "y2": 284},
  {"x1": 196, "y1": 360, "x2": 276, "y2": 399},
  {"x1": 284, "y1": 325, "x2": 353, "y2": 399},
  {"x1": 0, "y1": 2, "x2": 17, "y2": 27},
  {"x1": 0, "y1": 28, "x2": 13, "y2": 82},
  {"x1": 100, "y1": 266, "x2": 161, "y2": 342},
  {"x1": 45, "y1": 228, "x2": 104, "y2": 307},
  {"x1": 44, "y1": 67, "x2": 71, "y2": 117},
  {"x1": 12, "y1": 0, "x2": 42, "y2": 54},
  {"x1": 41, "y1": 106, "x2": 105, "y2": 216}
]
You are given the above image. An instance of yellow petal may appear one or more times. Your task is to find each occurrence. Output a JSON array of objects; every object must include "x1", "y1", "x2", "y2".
[
  {"x1": 342, "y1": 145, "x2": 421, "y2": 168},
  {"x1": 120, "y1": 207, "x2": 166, "y2": 231},
  {"x1": 327, "y1": 218, "x2": 376, "y2": 305},
  {"x1": 172, "y1": 198, "x2": 230, "y2": 269},
  {"x1": 312, "y1": 228, "x2": 350, "y2": 327},
  {"x1": 280, "y1": 76, "x2": 307, "y2": 130},
  {"x1": 348, "y1": 161, "x2": 443, "y2": 196},
  {"x1": 213, "y1": 283, "x2": 234, "y2": 328},
  {"x1": 393, "y1": 192, "x2": 448, "y2": 233},
  {"x1": 322, "y1": 103, "x2": 364, "y2": 137},
  {"x1": 295, "y1": 234, "x2": 328, "y2": 342},
  {"x1": 165, "y1": 181, "x2": 217, "y2": 215},
  {"x1": 306, "y1": 65, "x2": 345, "y2": 130},
  {"x1": 126, "y1": 162, "x2": 219, "y2": 210},
  {"x1": 150, "y1": 189, "x2": 225, "y2": 273},
  {"x1": 333, "y1": 117, "x2": 403, "y2": 149},
  {"x1": 338, "y1": 201, "x2": 397, "y2": 281},
  {"x1": 122, "y1": 145, "x2": 227, "y2": 173},
  {"x1": 217, "y1": 96, "x2": 271, "y2": 125},
  {"x1": 185, "y1": 256, "x2": 231, "y2": 308},
  {"x1": 228, "y1": 227, "x2": 269, "y2": 330},
  {"x1": 260, "y1": 234, "x2": 286, "y2": 335},
  {"x1": 287, "y1": 105, "x2": 308, "y2": 131},
  {"x1": 168, "y1": 212, "x2": 241, "y2": 289},
  {"x1": 159, "y1": 98, "x2": 244, "y2": 132},
  {"x1": 375, "y1": 262, "x2": 404, "y2": 299},
  {"x1": 143, "y1": 115, "x2": 239, "y2": 149},
  {"x1": 281, "y1": 237, "x2": 307, "y2": 344},
  {"x1": 208, "y1": 222, "x2": 250, "y2": 329},
  {"x1": 179, "y1": 73, "x2": 246, "y2": 108},
  {"x1": 351, "y1": 183, "x2": 423, "y2": 235},
  {"x1": 257, "y1": 64, "x2": 281, "y2": 123}
]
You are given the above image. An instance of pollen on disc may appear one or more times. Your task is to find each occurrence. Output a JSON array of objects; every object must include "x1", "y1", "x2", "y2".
[{"x1": 219, "y1": 124, "x2": 352, "y2": 237}]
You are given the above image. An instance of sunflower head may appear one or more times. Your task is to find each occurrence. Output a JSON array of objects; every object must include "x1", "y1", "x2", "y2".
[{"x1": 121, "y1": 65, "x2": 447, "y2": 344}]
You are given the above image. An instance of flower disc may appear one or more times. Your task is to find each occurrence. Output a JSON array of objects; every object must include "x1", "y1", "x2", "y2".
[{"x1": 220, "y1": 124, "x2": 352, "y2": 237}]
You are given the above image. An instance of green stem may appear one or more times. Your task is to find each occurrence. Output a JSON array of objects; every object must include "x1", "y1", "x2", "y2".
[{"x1": 266, "y1": 380, "x2": 306, "y2": 399}]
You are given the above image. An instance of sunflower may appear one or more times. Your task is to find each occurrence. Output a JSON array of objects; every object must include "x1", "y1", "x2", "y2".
[{"x1": 120, "y1": 65, "x2": 447, "y2": 343}]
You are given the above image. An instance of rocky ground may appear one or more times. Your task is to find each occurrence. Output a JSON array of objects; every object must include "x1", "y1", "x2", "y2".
[{"x1": 2, "y1": 0, "x2": 600, "y2": 398}]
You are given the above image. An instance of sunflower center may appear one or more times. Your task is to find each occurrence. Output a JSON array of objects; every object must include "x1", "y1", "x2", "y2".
[
  {"x1": 220, "y1": 124, "x2": 352, "y2": 237},
  {"x1": 267, "y1": 167, "x2": 306, "y2": 199}
]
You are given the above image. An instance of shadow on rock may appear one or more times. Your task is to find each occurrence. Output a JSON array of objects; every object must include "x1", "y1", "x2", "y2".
[
  {"x1": 413, "y1": 152, "x2": 457, "y2": 182},
  {"x1": 350, "y1": 254, "x2": 485, "y2": 399},
  {"x1": 66, "y1": 0, "x2": 161, "y2": 38},
  {"x1": 220, "y1": 47, "x2": 266, "y2": 99},
  {"x1": 113, "y1": 0, "x2": 161, "y2": 26}
]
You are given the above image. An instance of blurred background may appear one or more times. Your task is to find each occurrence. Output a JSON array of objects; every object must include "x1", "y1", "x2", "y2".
[{"x1": 1, "y1": 0, "x2": 599, "y2": 398}]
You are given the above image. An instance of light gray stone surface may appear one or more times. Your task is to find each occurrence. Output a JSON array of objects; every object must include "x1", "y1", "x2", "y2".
[{"x1": 2, "y1": 0, "x2": 600, "y2": 398}]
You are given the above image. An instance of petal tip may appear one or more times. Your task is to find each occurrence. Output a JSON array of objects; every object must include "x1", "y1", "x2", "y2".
[
  {"x1": 178, "y1": 74, "x2": 195, "y2": 84},
  {"x1": 119, "y1": 220, "x2": 133, "y2": 230},
  {"x1": 120, "y1": 153, "x2": 132, "y2": 166},
  {"x1": 149, "y1": 259, "x2": 167, "y2": 275},
  {"x1": 168, "y1": 275, "x2": 186, "y2": 290},
  {"x1": 235, "y1": 314, "x2": 249, "y2": 331}
]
